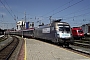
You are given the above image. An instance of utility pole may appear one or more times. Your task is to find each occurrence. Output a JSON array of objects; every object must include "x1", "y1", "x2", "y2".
[
  {"x1": 24, "y1": 12, "x2": 26, "y2": 29},
  {"x1": 1, "y1": 14, "x2": 4, "y2": 29},
  {"x1": 14, "y1": 15, "x2": 17, "y2": 31},
  {"x1": 49, "y1": 16, "x2": 52, "y2": 32},
  {"x1": 49, "y1": 16, "x2": 52, "y2": 24},
  {"x1": 25, "y1": 12, "x2": 26, "y2": 23}
]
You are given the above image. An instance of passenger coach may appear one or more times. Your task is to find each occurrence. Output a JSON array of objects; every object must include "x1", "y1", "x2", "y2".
[{"x1": 6, "y1": 28, "x2": 35, "y2": 38}]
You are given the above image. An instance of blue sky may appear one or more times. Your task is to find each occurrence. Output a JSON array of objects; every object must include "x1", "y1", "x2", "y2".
[{"x1": 0, "y1": 0, "x2": 90, "y2": 29}]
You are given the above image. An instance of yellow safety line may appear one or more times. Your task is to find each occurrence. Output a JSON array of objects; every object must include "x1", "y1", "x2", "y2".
[{"x1": 24, "y1": 38, "x2": 26, "y2": 60}]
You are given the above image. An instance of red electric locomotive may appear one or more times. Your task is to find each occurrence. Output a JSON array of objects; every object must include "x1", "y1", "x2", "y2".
[{"x1": 71, "y1": 27, "x2": 84, "y2": 39}]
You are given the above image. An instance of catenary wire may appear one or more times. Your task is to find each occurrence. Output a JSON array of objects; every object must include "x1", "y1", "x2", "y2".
[
  {"x1": 51, "y1": 0, "x2": 84, "y2": 16},
  {"x1": 42, "y1": 0, "x2": 74, "y2": 17},
  {"x1": 0, "y1": 0, "x2": 14, "y2": 19}
]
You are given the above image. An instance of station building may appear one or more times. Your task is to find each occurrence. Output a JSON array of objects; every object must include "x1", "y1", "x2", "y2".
[{"x1": 16, "y1": 20, "x2": 34, "y2": 31}]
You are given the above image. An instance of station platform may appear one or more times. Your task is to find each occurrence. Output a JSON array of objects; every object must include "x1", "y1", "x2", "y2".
[{"x1": 25, "y1": 38, "x2": 90, "y2": 60}]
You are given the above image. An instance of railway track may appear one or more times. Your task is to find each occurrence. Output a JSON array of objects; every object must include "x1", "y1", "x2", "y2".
[
  {"x1": 0, "y1": 36, "x2": 19, "y2": 60},
  {"x1": 73, "y1": 36, "x2": 90, "y2": 48},
  {"x1": 70, "y1": 45, "x2": 90, "y2": 55},
  {"x1": 64, "y1": 37, "x2": 90, "y2": 57}
]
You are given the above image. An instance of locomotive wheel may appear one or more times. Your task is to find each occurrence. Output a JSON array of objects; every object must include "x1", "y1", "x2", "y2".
[
  {"x1": 53, "y1": 38, "x2": 60, "y2": 45},
  {"x1": 58, "y1": 43, "x2": 63, "y2": 47},
  {"x1": 64, "y1": 43, "x2": 69, "y2": 47}
]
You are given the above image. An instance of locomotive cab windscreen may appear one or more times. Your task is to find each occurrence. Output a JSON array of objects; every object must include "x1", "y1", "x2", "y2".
[
  {"x1": 58, "y1": 25, "x2": 70, "y2": 33},
  {"x1": 55, "y1": 22, "x2": 71, "y2": 39},
  {"x1": 78, "y1": 29, "x2": 83, "y2": 33}
]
